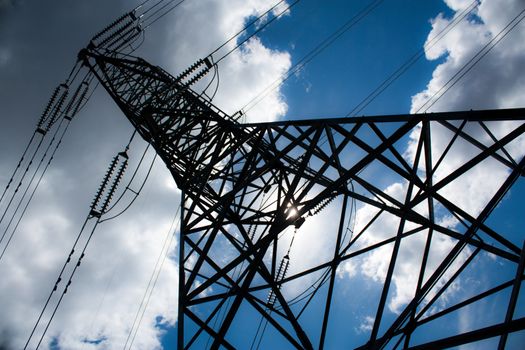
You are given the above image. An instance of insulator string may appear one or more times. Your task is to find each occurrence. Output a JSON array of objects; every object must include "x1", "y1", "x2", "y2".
[{"x1": 24, "y1": 145, "x2": 129, "y2": 348}]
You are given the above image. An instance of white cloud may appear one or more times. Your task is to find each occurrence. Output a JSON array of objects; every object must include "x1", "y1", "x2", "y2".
[
  {"x1": 0, "y1": 1, "x2": 294, "y2": 349},
  {"x1": 0, "y1": 162, "x2": 180, "y2": 350},
  {"x1": 339, "y1": 0, "x2": 525, "y2": 337},
  {"x1": 411, "y1": 0, "x2": 525, "y2": 113},
  {"x1": 357, "y1": 315, "x2": 375, "y2": 334},
  {"x1": 164, "y1": 0, "x2": 292, "y2": 123}
]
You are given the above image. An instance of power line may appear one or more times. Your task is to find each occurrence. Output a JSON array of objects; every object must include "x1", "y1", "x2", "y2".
[
  {"x1": 209, "y1": 0, "x2": 288, "y2": 57},
  {"x1": 417, "y1": 7, "x2": 525, "y2": 113},
  {"x1": 345, "y1": 0, "x2": 478, "y2": 117},
  {"x1": 125, "y1": 204, "x2": 181, "y2": 350},
  {"x1": 242, "y1": 0, "x2": 386, "y2": 116},
  {"x1": 214, "y1": 0, "x2": 301, "y2": 65}
]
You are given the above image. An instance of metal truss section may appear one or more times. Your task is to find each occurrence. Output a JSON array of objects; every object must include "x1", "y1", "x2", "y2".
[{"x1": 82, "y1": 50, "x2": 525, "y2": 349}]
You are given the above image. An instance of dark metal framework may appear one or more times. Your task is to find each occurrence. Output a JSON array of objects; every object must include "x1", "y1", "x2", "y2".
[{"x1": 81, "y1": 49, "x2": 525, "y2": 349}]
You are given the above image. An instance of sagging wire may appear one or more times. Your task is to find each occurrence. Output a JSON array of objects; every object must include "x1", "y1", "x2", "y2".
[
  {"x1": 24, "y1": 148, "x2": 129, "y2": 349},
  {"x1": 214, "y1": 0, "x2": 301, "y2": 65},
  {"x1": 241, "y1": 0, "x2": 385, "y2": 117},
  {"x1": 0, "y1": 81, "x2": 90, "y2": 262},
  {"x1": 124, "y1": 204, "x2": 181, "y2": 350},
  {"x1": 295, "y1": 0, "x2": 477, "y2": 155},
  {"x1": 346, "y1": 0, "x2": 479, "y2": 117},
  {"x1": 142, "y1": 0, "x2": 188, "y2": 30},
  {"x1": 416, "y1": 6, "x2": 525, "y2": 113},
  {"x1": 99, "y1": 152, "x2": 157, "y2": 223},
  {"x1": 199, "y1": 57, "x2": 220, "y2": 102},
  {"x1": 209, "y1": 0, "x2": 288, "y2": 58}
]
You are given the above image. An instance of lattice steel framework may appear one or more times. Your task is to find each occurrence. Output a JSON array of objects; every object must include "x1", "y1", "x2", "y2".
[{"x1": 81, "y1": 49, "x2": 525, "y2": 349}]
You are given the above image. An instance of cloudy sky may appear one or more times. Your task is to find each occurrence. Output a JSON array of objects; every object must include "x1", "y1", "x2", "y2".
[{"x1": 0, "y1": 0, "x2": 524, "y2": 349}]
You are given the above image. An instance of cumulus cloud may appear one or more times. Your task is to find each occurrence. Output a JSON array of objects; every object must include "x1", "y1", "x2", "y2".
[
  {"x1": 0, "y1": 1, "x2": 293, "y2": 349},
  {"x1": 411, "y1": 0, "x2": 525, "y2": 112},
  {"x1": 164, "y1": 0, "x2": 292, "y2": 122},
  {"x1": 337, "y1": 0, "x2": 525, "y2": 335},
  {"x1": 0, "y1": 159, "x2": 181, "y2": 349}
]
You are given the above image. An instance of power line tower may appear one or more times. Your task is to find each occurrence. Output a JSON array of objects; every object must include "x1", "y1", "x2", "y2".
[{"x1": 80, "y1": 46, "x2": 525, "y2": 349}]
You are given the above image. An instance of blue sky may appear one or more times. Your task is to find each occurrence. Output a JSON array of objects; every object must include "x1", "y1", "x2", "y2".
[
  {"x1": 256, "y1": 0, "x2": 450, "y2": 117},
  {"x1": 0, "y1": 0, "x2": 524, "y2": 349}
]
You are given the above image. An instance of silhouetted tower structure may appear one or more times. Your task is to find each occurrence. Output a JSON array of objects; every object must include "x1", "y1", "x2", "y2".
[{"x1": 80, "y1": 46, "x2": 525, "y2": 349}]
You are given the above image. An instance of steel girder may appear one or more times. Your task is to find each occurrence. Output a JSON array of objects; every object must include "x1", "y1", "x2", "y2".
[{"x1": 82, "y1": 50, "x2": 525, "y2": 349}]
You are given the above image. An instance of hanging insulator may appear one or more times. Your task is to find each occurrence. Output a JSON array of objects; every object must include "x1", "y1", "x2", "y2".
[
  {"x1": 43, "y1": 86, "x2": 69, "y2": 132},
  {"x1": 248, "y1": 224, "x2": 257, "y2": 241},
  {"x1": 64, "y1": 82, "x2": 89, "y2": 121},
  {"x1": 266, "y1": 255, "x2": 290, "y2": 307},
  {"x1": 91, "y1": 12, "x2": 136, "y2": 42},
  {"x1": 174, "y1": 59, "x2": 205, "y2": 83},
  {"x1": 94, "y1": 18, "x2": 136, "y2": 48},
  {"x1": 108, "y1": 26, "x2": 142, "y2": 51},
  {"x1": 100, "y1": 157, "x2": 128, "y2": 214},
  {"x1": 37, "y1": 84, "x2": 68, "y2": 134},
  {"x1": 185, "y1": 67, "x2": 210, "y2": 87},
  {"x1": 90, "y1": 155, "x2": 119, "y2": 217},
  {"x1": 310, "y1": 194, "x2": 337, "y2": 216}
]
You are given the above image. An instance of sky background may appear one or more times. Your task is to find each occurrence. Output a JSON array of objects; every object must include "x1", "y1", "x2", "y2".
[{"x1": 0, "y1": 0, "x2": 524, "y2": 349}]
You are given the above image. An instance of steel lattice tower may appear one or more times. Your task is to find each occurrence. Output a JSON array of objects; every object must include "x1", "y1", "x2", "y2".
[{"x1": 80, "y1": 48, "x2": 525, "y2": 349}]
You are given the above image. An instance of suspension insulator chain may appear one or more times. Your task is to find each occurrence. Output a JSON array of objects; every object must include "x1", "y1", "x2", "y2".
[
  {"x1": 37, "y1": 84, "x2": 69, "y2": 135},
  {"x1": 90, "y1": 151, "x2": 128, "y2": 218},
  {"x1": 107, "y1": 25, "x2": 143, "y2": 51},
  {"x1": 309, "y1": 193, "x2": 338, "y2": 216},
  {"x1": 101, "y1": 153, "x2": 128, "y2": 214},
  {"x1": 266, "y1": 255, "x2": 290, "y2": 307},
  {"x1": 64, "y1": 82, "x2": 89, "y2": 121},
  {"x1": 90, "y1": 11, "x2": 137, "y2": 46},
  {"x1": 44, "y1": 87, "x2": 69, "y2": 133},
  {"x1": 174, "y1": 57, "x2": 213, "y2": 87}
]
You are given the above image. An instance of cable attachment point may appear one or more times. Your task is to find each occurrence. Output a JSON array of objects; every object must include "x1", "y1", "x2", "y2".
[{"x1": 90, "y1": 152, "x2": 128, "y2": 218}]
